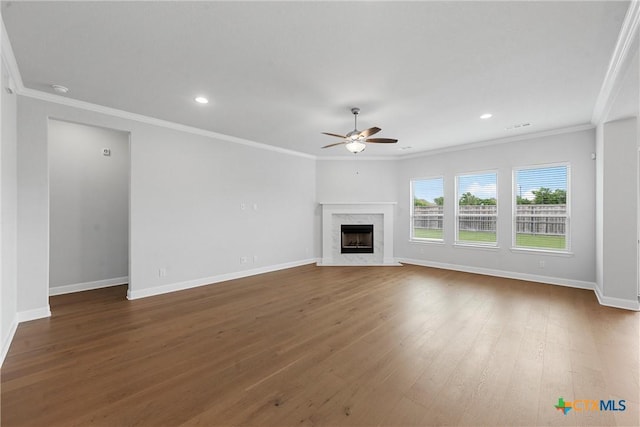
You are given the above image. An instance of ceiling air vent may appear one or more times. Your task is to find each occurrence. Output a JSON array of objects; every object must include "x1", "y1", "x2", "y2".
[{"x1": 505, "y1": 122, "x2": 531, "y2": 131}]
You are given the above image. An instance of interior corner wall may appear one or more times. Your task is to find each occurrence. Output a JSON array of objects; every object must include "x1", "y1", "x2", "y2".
[
  {"x1": 600, "y1": 117, "x2": 638, "y2": 302},
  {"x1": 315, "y1": 158, "x2": 399, "y2": 258},
  {"x1": 315, "y1": 159, "x2": 399, "y2": 203},
  {"x1": 48, "y1": 120, "x2": 129, "y2": 290},
  {"x1": 16, "y1": 96, "x2": 317, "y2": 313},
  {"x1": 595, "y1": 34, "x2": 640, "y2": 307},
  {"x1": 394, "y1": 129, "x2": 597, "y2": 286},
  {"x1": 595, "y1": 124, "x2": 604, "y2": 294},
  {"x1": 1, "y1": 54, "x2": 18, "y2": 361}
]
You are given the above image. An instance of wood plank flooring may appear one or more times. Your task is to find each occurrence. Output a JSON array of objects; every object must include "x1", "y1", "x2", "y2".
[{"x1": 1, "y1": 264, "x2": 638, "y2": 426}]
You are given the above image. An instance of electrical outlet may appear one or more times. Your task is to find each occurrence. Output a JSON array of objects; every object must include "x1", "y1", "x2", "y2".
[
  {"x1": 240, "y1": 203, "x2": 246, "y2": 210},
  {"x1": 240, "y1": 256, "x2": 248, "y2": 264},
  {"x1": 158, "y1": 267, "x2": 167, "y2": 277},
  {"x1": 539, "y1": 260, "x2": 545, "y2": 269},
  {"x1": 102, "y1": 148, "x2": 111, "y2": 156}
]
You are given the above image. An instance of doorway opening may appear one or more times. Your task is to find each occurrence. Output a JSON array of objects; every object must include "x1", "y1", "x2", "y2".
[{"x1": 48, "y1": 119, "x2": 130, "y2": 298}]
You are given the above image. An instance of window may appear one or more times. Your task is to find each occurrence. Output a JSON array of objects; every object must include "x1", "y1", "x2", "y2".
[
  {"x1": 456, "y1": 172, "x2": 497, "y2": 245},
  {"x1": 513, "y1": 164, "x2": 569, "y2": 251},
  {"x1": 411, "y1": 177, "x2": 444, "y2": 241}
]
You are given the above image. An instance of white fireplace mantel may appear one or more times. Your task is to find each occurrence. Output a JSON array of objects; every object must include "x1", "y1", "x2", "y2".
[{"x1": 318, "y1": 202, "x2": 400, "y2": 266}]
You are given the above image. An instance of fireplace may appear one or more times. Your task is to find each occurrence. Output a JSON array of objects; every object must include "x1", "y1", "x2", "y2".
[
  {"x1": 319, "y1": 202, "x2": 399, "y2": 266},
  {"x1": 341, "y1": 224, "x2": 374, "y2": 254}
]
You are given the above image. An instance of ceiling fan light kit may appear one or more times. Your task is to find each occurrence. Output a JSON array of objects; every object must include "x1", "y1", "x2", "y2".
[
  {"x1": 345, "y1": 140, "x2": 367, "y2": 154},
  {"x1": 321, "y1": 107, "x2": 398, "y2": 154}
]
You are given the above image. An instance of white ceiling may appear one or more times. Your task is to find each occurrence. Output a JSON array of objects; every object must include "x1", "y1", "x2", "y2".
[{"x1": 1, "y1": 1, "x2": 631, "y2": 157}]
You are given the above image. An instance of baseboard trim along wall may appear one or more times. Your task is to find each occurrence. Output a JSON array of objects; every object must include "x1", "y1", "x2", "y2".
[
  {"x1": 16, "y1": 305, "x2": 52, "y2": 323},
  {"x1": 398, "y1": 257, "x2": 595, "y2": 289},
  {"x1": 2, "y1": 306, "x2": 52, "y2": 367},
  {"x1": 594, "y1": 286, "x2": 640, "y2": 311},
  {"x1": 1, "y1": 317, "x2": 19, "y2": 366},
  {"x1": 126, "y1": 259, "x2": 319, "y2": 300},
  {"x1": 400, "y1": 258, "x2": 640, "y2": 311},
  {"x1": 49, "y1": 276, "x2": 129, "y2": 296}
]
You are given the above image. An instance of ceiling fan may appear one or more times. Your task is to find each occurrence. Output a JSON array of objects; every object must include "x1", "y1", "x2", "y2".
[{"x1": 321, "y1": 107, "x2": 398, "y2": 153}]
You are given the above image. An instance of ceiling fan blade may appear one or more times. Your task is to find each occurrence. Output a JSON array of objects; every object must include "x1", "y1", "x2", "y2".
[
  {"x1": 321, "y1": 132, "x2": 347, "y2": 139},
  {"x1": 359, "y1": 127, "x2": 381, "y2": 138},
  {"x1": 321, "y1": 141, "x2": 348, "y2": 149},
  {"x1": 366, "y1": 138, "x2": 398, "y2": 144}
]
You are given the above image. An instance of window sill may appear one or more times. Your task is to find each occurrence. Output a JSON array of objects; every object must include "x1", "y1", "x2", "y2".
[
  {"x1": 453, "y1": 243, "x2": 499, "y2": 251},
  {"x1": 510, "y1": 247, "x2": 574, "y2": 257},
  {"x1": 409, "y1": 239, "x2": 445, "y2": 245}
]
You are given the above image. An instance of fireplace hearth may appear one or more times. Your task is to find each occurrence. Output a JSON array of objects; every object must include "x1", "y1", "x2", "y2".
[{"x1": 341, "y1": 224, "x2": 374, "y2": 254}]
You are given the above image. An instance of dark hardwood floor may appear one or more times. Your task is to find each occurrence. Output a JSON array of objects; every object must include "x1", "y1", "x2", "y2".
[{"x1": 1, "y1": 264, "x2": 638, "y2": 426}]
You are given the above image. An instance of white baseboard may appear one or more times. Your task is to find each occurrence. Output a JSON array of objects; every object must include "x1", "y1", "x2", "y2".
[
  {"x1": 49, "y1": 276, "x2": 129, "y2": 296},
  {"x1": 1, "y1": 316, "x2": 18, "y2": 367},
  {"x1": 594, "y1": 286, "x2": 640, "y2": 311},
  {"x1": 16, "y1": 305, "x2": 52, "y2": 323},
  {"x1": 398, "y1": 258, "x2": 595, "y2": 290},
  {"x1": 2, "y1": 306, "x2": 51, "y2": 367},
  {"x1": 127, "y1": 259, "x2": 318, "y2": 300},
  {"x1": 317, "y1": 261, "x2": 402, "y2": 266}
]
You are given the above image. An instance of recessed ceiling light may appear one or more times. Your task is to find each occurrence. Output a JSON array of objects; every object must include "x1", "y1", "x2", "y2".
[
  {"x1": 194, "y1": 96, "x2": 209, "y2": 104},
  {"x1": 51, "y1": 84, "x2": 69, "y2": 94},
  {"x1": 480, "y1": 113, "x2": 493, "y2": 119}
]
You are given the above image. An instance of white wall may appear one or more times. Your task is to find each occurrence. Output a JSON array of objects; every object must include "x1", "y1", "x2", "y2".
[
  {"x1": 600, "y1": 118, "x2": 638, "y2": 302},
  {"x1": 315, "y1": 129, "x2": 597, "y2": 288},
  {"x1": 1, "y1": 47, "x2": 18, "y2": 362},
  {"x1": 394, "y1": 128, "x2": 596, "y2": 286},
  {"x1": 48, "y1": 120, "x2": 129, "y2": 291},
  {"x1": 17, "y1": 96, "x2": 317, "y2": 312},
  {"x1": 595, "y1": 124, "x2": 604, "y2": 293},
  {"x1": 595, "y1": 30, "x2": 640, "y2": 308},
  {"x1": 315, "y1": 159, "x2": 399, "y2": 260},
  {"x1": 316, "y1": 159, "x2": 398, "y2": 202}
]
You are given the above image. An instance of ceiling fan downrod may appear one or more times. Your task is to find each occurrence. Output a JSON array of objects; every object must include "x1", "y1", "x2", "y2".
[{"x1": 351, "y1": 107, "x2": 360, "y2": 132}]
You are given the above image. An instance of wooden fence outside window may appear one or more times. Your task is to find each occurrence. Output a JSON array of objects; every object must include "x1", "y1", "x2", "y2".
[{"x1": 413, "y1": 204, "x2": 567, "y2": 235}]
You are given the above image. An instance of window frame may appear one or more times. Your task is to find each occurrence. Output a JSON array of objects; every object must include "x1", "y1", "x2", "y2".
[
  {"x1": 455, "y1": 170, "x2": 499, "y2": 248},
  {"x1": 410, "y1": 176, "x2": 445, "y2": 243},
  {"x1": 511, "y1": 162, "x2": 571, "y2": 253}
]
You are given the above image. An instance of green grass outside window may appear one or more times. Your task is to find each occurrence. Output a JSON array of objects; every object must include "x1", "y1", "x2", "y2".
[{"x1": 413, "y1": 229, "x2": 566, "y2": 249}]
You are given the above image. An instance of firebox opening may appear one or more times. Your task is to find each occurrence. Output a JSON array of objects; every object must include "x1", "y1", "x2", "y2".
[{"x1": 341, "y1": 224, "x2": 374, "y2": 254}]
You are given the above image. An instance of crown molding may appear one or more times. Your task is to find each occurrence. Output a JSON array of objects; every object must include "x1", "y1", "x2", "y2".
[
  {"x1": 19, "y1": 88, "x2": 316, "y2": 159},
  {"x1": 1, "y1": 14, "x2": 24, "y2": 93},
  {"x1": 591, "y1": 0, "x2": 640, "y2": 125},
  {"x1": 1, "y1": 16, "x2": 315, "y2": 161},
  {"x1": 397, "y1": 123, "x2": 595, "y2": 161},
  {"x1": 0, "y1": 6, "x2": 616, "y2": 164},
  {"x1": 316, "y1": 123, "x2": 595, "y2": 162}
]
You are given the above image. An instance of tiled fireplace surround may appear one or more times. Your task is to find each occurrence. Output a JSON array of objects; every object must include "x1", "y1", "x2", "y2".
[{"x1": 318, "y1": 202, "x2": 400, "y2": 266}]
